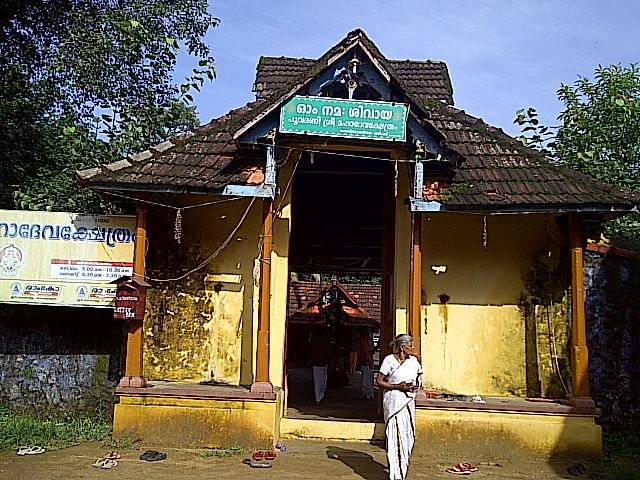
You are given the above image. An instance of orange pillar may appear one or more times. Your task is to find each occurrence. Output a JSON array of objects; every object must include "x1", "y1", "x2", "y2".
[
  {"x1": 568, "y1": 213, "x2": 594, "y2": 408},
  {"x1": 119, "y1": 202, "x2": 147, "y2": 388},
  {"x1": 408, "y1": 212, "x2": 422, "y2": 358},
  {"x1": 251, "y1": 198, "x2": 274, "y2": 393}
]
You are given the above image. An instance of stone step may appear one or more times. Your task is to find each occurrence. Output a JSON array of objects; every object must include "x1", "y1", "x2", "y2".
[{"x1": 280, "y1": 417, "x2": 385, "y2": 441}]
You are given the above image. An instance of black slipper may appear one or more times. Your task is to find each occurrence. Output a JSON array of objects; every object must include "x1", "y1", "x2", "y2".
[
  {"x1": 242, "y1": 458, "x2": 272, "y2": 468},
  {"x1": 140, "y1": 450, "x2": 167, "y2": 462}
]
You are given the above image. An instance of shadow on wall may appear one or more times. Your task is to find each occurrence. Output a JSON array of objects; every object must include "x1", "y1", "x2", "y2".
[{"x1": 0, "y1": 303, "x2": 123, "y2": 414}]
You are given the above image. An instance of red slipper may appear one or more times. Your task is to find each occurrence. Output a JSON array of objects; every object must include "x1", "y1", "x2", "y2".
[
  {"x1": 252, "y1": 451, "x2": 264, "y2": 461},
  {"x1": 264, "y1": 451, "x2": 276, "y2": 461},
  {"x1": 446, "y1": 464, "x2": 471, "y2": 475},
  {"x1": 461, "y1": 463, "x2": 477, "y2": 472}
]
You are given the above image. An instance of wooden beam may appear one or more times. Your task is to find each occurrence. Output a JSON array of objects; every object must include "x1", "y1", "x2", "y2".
[
  {"x1": 252, "y1": 198, "x2": 274, "y2": 393},
  {"x1": 568, "y1": 213, "x2": 595, "y2": 408},
  {"x1": 291, "y1": 141, "x2": 405, "y2": 154},
  {"x1": 119, "y1": 202, "x2": 148, "y2": 388},
  {"x1": 408, "y1": 212, "x2": 422, "y2": 359}
]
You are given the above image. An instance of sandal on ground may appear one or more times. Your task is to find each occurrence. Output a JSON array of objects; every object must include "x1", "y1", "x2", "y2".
[
  {"x1": 16, "y1": 446, "x2": 45, "y2": 456},
  {"x1": 264, "y1": 451, "x2": 276, "y2": 461},
  {"x1": 252, "y1": 450, "x2": 265, "y2": 461},
  {"x1": 460, "y1": 463, "x2": 478, "y2": 472},
  {"x1": 242, "y1": 458, "x2": 272, "y2": 468},
  {"x1": 102, "y1": 451, "x2": 121, "y2": 460},
  {"x1": 446, "y1": 463, "x2": 472, "y2": 475},
  {"x1": 139, "y1": 450, "x2": 166, "y2": 462},
  {"x1": 101, "y1": 459, "x2": 118, "y2": 469},
  {"x1": 567, "y1": 463, "x2": 588, "y2": 476}
]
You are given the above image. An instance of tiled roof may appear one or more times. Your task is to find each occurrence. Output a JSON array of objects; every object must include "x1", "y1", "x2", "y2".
[
  {"x1": 425, "y1": 107, "x2": 640, "y2": 210},
  {"x1": 76, "y1": 28, "x2": 638, "y2": 212},
  {"x1": 288, "y1": 281, "x2": 381, "y2": 322},
  {"x1": 253, "y1": 56, "x2": 453, "y2": 105},
  {"x1": 76, "y1": 103, "x2": 267, "y2": 192}
]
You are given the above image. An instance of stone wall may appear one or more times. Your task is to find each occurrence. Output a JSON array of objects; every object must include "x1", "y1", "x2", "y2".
[
  {"x1": 0, "y1": 303, "x2": 122, "y2": 414},
  {"x1": 585, "y1": 250, "x2": 640, "y2": 431}
]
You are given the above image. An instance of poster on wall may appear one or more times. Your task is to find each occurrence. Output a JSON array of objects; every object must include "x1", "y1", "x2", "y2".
[{"x1": 0, "y1": 209, "x2": 135, "y2": 307}]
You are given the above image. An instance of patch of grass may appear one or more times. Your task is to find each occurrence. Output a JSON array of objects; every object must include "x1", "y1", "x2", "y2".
[
  {"x1": 103, "y1": 434, "x2": 141, "y2": 451},
  {"x1": 201, "y1": 446, "x2": 247, "y2": 458},
  {"x1": 591, "y1": 432, "x2": 640, "y2": 480},
  {"x1": 0, "y1": 407, "x2": 112, "y2": 452}
]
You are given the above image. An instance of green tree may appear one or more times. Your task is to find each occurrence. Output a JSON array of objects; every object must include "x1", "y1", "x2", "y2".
[
  {"x1": 516, "y1": 64, "x2": 640, "y2": 240},
  {"x1": 0, "y1": 0, "x2": 217, "y2": 212}
]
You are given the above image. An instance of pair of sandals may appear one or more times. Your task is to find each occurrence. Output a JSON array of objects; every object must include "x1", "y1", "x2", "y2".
[
  {"x1": 243, "y1": 450, "x2": 276, "y2": 468},
  {"x1": 92, "y1": 452, "x2": 121, "y2": 470},
  {"x1": 252, "y1": 450, "x2": 276, "y2": 461},
  {"x1": 140, "y1": 450, "x2": 167, "y2": 462},
  {"x1": 16, "y1": 445, "x2": 45, "y2": 456},
  {"x1": 567, "y1": 463, "x2": 588, "y2": 476},
  {"x1": 446, "y1": 463, "x2": 478, "y2": 475}
]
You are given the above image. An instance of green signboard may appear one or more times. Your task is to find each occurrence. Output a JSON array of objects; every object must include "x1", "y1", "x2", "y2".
[{"x1": 279, "y1": 96, "x2": 408, "y2": 141}]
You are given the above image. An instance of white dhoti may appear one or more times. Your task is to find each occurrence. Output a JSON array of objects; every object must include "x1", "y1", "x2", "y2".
[
  {"x1": 384, "y1": 393, "x2": 416, "y2": 480},
  {"x1": 379, "y1": 355, "x2": 422, "y2": 480},
  {"x1": 312, "y1": 365, "x2": 327, "y2": 403},
  {"x1": 361, "y1": 365, "x2": 374, "y2": 399}
]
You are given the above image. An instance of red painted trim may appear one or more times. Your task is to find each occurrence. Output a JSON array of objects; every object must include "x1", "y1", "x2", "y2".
[{"x1": 586, "y1": 241, "x2": 640, "y2": 261}]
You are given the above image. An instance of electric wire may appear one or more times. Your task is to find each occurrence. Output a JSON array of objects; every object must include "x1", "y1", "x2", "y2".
[
  {"x1": 101, "y1": 189, "x2": 244, "y2": 211},
  {"x1": 144, "y1": 196, "x2": 257, "y2": 283},
  {"x1": 547, "y1": 295, "x2": 571, "y2": 396}
]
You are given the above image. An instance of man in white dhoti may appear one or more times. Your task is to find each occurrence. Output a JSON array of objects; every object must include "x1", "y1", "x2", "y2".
[
  {"x1": 376, "y1": 334, "x2": 422, "y2": 480},
  {"x1": 310, "y1": 326, "x2": 332, "y2": 405},
  {"x1": 358, "y1": 329, "x2": 375, "y2": 400}
]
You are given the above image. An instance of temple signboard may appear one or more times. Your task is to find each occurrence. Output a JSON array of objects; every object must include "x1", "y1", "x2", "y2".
[
  {"x1": 280, "y1": 96, "x2": 408, "y2": 141},
  {"x1": 0, "y1": 209, "x2": 135, "y2": 307}
]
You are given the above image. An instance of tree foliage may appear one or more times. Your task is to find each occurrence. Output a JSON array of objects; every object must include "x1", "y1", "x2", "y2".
[
  {"x1": 515, "y1": 64, "x2": 640, "y2": 240},
  {"x1": 0, "y1": 0, "x2": 218, "y2": 212}
]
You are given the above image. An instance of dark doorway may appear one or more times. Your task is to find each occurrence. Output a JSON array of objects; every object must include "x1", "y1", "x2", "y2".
[{"x1": 285, "y1": 150, "x2": 391, "y2": 421}]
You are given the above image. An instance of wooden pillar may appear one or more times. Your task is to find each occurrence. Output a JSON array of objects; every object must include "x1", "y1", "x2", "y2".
[
  {"x1": 251, "y1": 198, "x2": 274, "y2": 393},
  {"x1": 568, "y1": 213, "x2": 594, "y2": 408},
  {"x1": 119, "y1": 202, "x2": 147, "y2": 388},
  {"x1": 381, "y1": 154, "x2": 399, "y2": 359},
  {"x1": 408, "y1": 212, "x2": 422, "y2": 359}
]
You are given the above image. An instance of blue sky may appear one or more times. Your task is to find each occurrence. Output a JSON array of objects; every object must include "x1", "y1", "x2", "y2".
[{"x1": 176, "y1": 1, "x2": 640, "y2": 137}]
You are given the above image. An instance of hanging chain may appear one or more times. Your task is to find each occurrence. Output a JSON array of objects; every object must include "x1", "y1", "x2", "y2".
[
  {"x1": 394, "y1": 158, "x2": 399, "y2": 198},
  {"x1": 174, "y1": 208, "x2": 183, "y2": 244},
  {"x1": 482, "y1": 215, "x2": 488, "y2": 249}
]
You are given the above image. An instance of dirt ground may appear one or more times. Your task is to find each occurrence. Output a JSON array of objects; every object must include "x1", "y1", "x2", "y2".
[{"x1": 0, "y1": 439, "x2": 585, "y2": 479}]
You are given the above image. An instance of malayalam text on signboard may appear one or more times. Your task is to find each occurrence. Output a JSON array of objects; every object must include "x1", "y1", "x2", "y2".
[
  {"x1": 280, "y1": 96, "x2": 408, "y2": 141},
  {"x1": 0, "y1": 210, "x2": 135, "y2": 307}
]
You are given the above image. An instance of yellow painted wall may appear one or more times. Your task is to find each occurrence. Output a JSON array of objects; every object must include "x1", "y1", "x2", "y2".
[
  {"x1": 419, "y1": 213, "x2": 556, "y2": 396},
  {"x1": 422, "y1": 304, "x2": 525, "y2": 395},
  {"x1": 144, "y1": 197, "x2": 262, "y2": 385},
  {"x1": 114, "y1": 393, "x2": 282, "y2": 448},
  {"x1": 414, "y1": 407, "x2": 601, "y2": 459}
]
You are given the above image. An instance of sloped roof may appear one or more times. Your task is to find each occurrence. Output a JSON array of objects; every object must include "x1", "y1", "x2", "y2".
[
  {"x1": 289, "y1": 281, "x2": 380, "y2": 326},
  {"x1": 76, "y1": 29, "x2": 639, "y2": 212},
  {"x1": 288, "y1": 281, "x2": 381, "y2": 321},
  {"x1": 426, "y1": 107, "x2": 640, "y2": 210},
  {"x1": 76, "y1": 103, "x2": 267, "y2": 192},
  {"x1": 253, "y1": 56, "x2": 453, "y2": 105}
]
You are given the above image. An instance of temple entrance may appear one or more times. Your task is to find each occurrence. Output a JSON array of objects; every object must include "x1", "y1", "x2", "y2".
[{"x1": 284, "y1": 149, "x2": 393, "y2": 421}]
